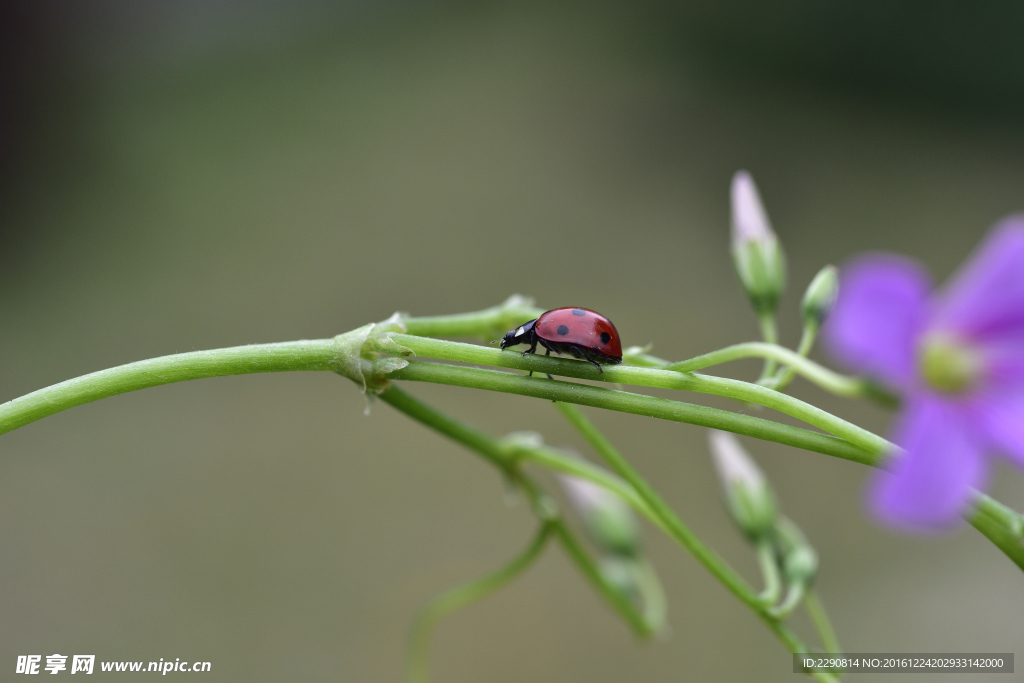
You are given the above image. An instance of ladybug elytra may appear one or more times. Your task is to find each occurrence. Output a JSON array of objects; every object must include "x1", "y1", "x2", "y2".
[{"x1": 499, "y1": 307, "x2": 623, "y2": 372}]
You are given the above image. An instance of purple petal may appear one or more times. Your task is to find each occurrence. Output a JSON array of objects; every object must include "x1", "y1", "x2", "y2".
[
  {"x1": 972, "y1": 391, "x2": 1024, "y2": 469},
  {"x1": 933, "y1": 216, "x2": 1024, "y2": 340},
  {"x1": 977, "y1": 333, "x2": 1024, "y2": 388},
  {"x1": 824, "y1": 255, "x2": 932, "y2": 388},
  {"x1": 869, "y1": 395, "x2": 988, "y2": 532}
]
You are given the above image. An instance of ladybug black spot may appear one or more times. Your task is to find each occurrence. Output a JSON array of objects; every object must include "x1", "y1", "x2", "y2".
[
  {"x1": 571, "y1": 308, "x2": 586, "y2": 316},
  {"x1": 600, "y1": 332, "x2": 611, "y2": 344},
  {"x1": 556, "y1": 324, "x2": 570, "y2": 335}
]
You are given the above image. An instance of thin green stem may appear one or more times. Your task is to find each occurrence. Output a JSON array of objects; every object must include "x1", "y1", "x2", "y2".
[
  {"x1": 377, "y1": 381, "x2": 510, "y2": 471},
  {"x1": 769, "y1": 582, "x2": 807, "y2": 620},
  {"x1": 377, "y1": 386, "x2": 653, "y2": 637},
  {"x1": 406, "y1": 523, "x2": 554, "y2": 683},
  {"x1": 550, "y1": 400, "x2": 827, "y2": 671},
  {"x1": 621, "y1": 347, "x2": 671, "y2": 368},
  {"x1": 758, "y1": 312, "x2": 780, "y2": 380},
  {"x1": 765, "y1": 323, "x2": 818, "y2": 392},
  {"x1": 968, "y1": 493, "x2": 1024, "y2": 571},
  {"x1": 553, "y1": 401, "x2": 765, "y2": 604},
  {"x1": 382, "y1": 382, "x2": 831, "y2": 659},
  {"x1": 805, "y1": 589, "x2": 841, "y2": 655},
  {"x1": 666, "y1": 341, "x2": 897, "y2": 405},
  {"x1": 401, "y1": 295, "x2": 543, "y2": 340},
  {"x1": 756, "y1": 539, "x2": 782, "y2": 606},
  {"x1": 502, "y1": 443, "x2": 669, "y2": 535},
  {"x1": 384, "y1": 359, "x2": 879, "y2": 466},
  {"x1": 550, "y1": 521, "x2": 654, "y2": 637}
]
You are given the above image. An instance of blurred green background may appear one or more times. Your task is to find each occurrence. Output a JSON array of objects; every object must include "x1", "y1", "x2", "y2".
[{"x1": 2, "y1": 2, "x2": 1023, "y2": 681}]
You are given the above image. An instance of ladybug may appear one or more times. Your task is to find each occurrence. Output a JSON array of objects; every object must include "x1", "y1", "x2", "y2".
[{"x1": 499, "y1": 307, "x2": 623, "y2": 372}]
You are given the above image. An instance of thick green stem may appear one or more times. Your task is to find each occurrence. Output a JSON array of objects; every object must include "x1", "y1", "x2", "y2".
[
  {"x1": 0, "y1": 296, "x2": 541, "y2": 435},
  {"x1": 377, "y1": 334, "x2": 890, "y2": 458},
  {"x1": 406, "y1": 523, "x2": 554, "y2": 683},
  {"x1": 1, "y1": 300, "x2": 1020, "y2": 573},
  {"x1": 385, "y1": 360, "x2": 879, "y2": 466},
  {"x1": 0, "y1": 340, "x2": 341, "y2": 435}
]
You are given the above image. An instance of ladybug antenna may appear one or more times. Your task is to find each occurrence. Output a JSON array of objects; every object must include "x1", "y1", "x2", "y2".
[{"x1": 489, "y1": 339, "x2": 499, "y2": 345}]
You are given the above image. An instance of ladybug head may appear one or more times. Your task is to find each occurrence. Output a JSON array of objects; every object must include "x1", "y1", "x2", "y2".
[{"x1": 499, "y1": 319, "x2": 536, "y2": 350}]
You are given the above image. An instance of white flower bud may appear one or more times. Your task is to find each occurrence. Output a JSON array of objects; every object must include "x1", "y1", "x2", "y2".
[
  {"x1": 730, "y1": 171, "x2": 787, "y2": 313},
  {"x1": 560, "y1": 475, "x2": 640, "y2": 557}
]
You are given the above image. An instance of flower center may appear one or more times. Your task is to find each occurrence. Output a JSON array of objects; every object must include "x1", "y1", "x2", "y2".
[{"x1": 918, "y1": 333, "x2": 982, "y2": 394}]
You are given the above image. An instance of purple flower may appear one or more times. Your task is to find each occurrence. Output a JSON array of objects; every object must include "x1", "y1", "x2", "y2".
[{"x1": 824, "y1": 216, "x2": 1024, "y2": 532}]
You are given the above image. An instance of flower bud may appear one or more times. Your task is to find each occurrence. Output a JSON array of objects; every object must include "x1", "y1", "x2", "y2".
[
  {"x1": 730, "y1": 171, "x2": 787, "y2": 313},
  {"x1": 773, "y1": 516, "x2": 818, "y2": 586},
  {"x1": 801, "y1": 265, "x2": 839, "y2": 328},
  {"x1": 708, "y1": 430, "x2": 777, "y2": 540},
  {"x1": 599, "y1": 557, "x2": 669, "y2": 635},
  {"x1": 599, "y1": 556, "x2": 641, "y2": 602},
  {"x1": 559, "y1": 474, "x2": 640, "y2": 557}
]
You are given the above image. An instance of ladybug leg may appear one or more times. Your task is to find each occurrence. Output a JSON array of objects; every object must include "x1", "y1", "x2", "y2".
[
  {"x1": 578, "y1": 346, "x2": 604, "y2": 373},
  {"x1": 544, "y1": 348, "x2": 555, "y2": 381},
  {"x1": 523, "y1": 339, "x2": 538, "y2": 376},
  {"x1": 538, "y1": 338, "x2": 561, "y2": 356}
]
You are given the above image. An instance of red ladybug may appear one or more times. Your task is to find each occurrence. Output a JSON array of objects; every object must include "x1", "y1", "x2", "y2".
[{"x1": 499, "y1": 307, "x2": 623, "y2": 371}]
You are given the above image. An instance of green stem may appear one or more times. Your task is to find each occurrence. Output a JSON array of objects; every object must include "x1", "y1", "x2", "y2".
[
  {"x1": 756, "y1": 539, "x2": 782, "y2": 606},
  {"x1": 377, "y1": 334, "x2": 890, "y2": 458},
  {"x1": 377, "y1": 386, "x2": 653, "y2": 637},
  {"x1": 968, "y1": 493, "x2": 1024, "y2": 571},
  {"x1": 770, "y1": 581, "x2": 807, "y2": 619},
  {"x1": 550, "y1": 521, "x2": 654, "y2": 637},
  {"x1": 758, "y1": 312, "x2": 780, "y2": 380},
  {"x1": 1, "y1": 302, "x2": 1019, "y2": 574},
  {"x1": 553, "y1": 402, "x2": 760, "y2": 607},
  {"x1": 0, "y1": 340, "x2": 341, "y2": 435},
  {"x1": 0, "y1": 295, "x2": 542, "y2": 435},
  {"x1": 550, "y1": 400, "x2": 826, "y2": 672},
  {"x1": 501, "y1": 443, "x2": 669, "y2": 535},
  {"x1": 385, "y1": 360, "x2": 879, "y2": 466},
  {"x1": 765, "y1": 323, "x2": 817, "y2": 392},
  {"x1": 805, "y1": 589, "x2": 841, "y2": 655},
  {"x1": 406, "y1": 523, "x2": 554, "y2": 683},
  {"x1": 666, "y1": 341, "x2": 895, "y2": 404},
  {"x1": 401, "y1": 295, "x2": 543, "y2": 341}
]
